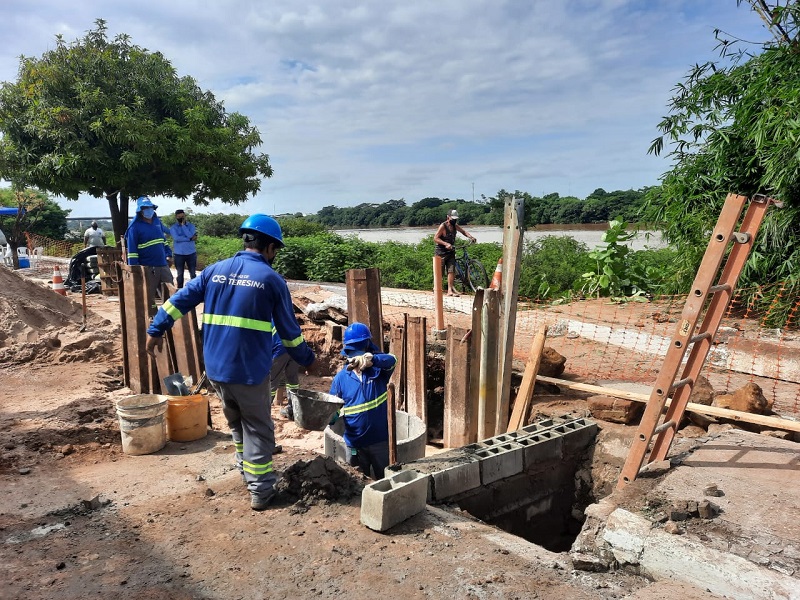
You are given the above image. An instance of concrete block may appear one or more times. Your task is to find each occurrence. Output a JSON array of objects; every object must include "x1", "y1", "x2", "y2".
[
  {"x1": 360, "y1": 469, "x2": 429, "y2": 532},
  {"x1": 473, "y1": 441, "x2": 524, "y2": 485},
  {"x1": 517, "y1": 430, "x2": 563, "y2": 467},
  {"x1": 388, "y1": 450, "x2": 481, "y2": 502},
  {"x1": 554, "y1": 418, "x2": 598, "y2": 454}
]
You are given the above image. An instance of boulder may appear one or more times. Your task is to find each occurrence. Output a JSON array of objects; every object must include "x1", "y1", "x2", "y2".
[
  {"x1": 712, "y1": 382, "x2": 772, "y2": 414},
  {"x1": 539, "y1": 347, "x2": 566, "y2": 377},
  {"x1": 587, "y1": 395, "x2": 643, "y2": 425}
]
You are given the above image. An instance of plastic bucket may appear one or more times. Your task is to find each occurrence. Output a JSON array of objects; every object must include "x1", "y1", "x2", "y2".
[
  {"x1": 116, "y1": 394, "x2": 168, "y2": 455},
  {"x1": 166, "y1": 394, "x2": 208, "y2": 442},
  {"x1": 291, "y1": 389, "x2": 344, "y2": 431}
]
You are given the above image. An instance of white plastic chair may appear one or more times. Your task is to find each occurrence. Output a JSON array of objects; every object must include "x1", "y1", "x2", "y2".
[
  {"x1": 2, "y1": 245, "x2": 11, "y2": 267},
  {"x1": 30, "y1": 246, "x2": 43, "y2": 268}
]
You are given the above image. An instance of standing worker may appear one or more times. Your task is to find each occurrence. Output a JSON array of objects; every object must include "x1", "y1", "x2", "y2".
[
  {"x1": 329, "y1": 323, "x2": 396, "y2": 479},
  {"x1": 168, "y1": 209, "x2": 198, "y2": 288},
  {"x1": 434, "y1": 209, "x2": 476, "y2": 297},
  {"x1": 125, "y1": 196, "x2": 173, "y2": 312},
  {"x1": 83, "y1": 221, "x2": 107, "y2": 248},
  {"x1": 146, "y1": 214, "x2": 315, "y2": 511}
]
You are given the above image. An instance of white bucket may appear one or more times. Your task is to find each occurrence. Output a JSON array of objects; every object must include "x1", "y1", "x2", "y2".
[{"x1": 116, "y1": 394, "x2": 168, "y2": 455}]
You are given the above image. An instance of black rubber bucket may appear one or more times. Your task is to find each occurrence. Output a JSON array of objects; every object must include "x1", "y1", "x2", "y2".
[{"x1": 290, "y1": 389, "x2": 344, "y2": 431}]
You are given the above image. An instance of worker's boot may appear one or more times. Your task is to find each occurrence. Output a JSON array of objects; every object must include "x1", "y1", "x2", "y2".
[
  {"x1": 279, "y1": 403, "x2": 294, "y2": 420},
  {"x1": 250, "y1": 488, "x2": 277, "y2": 511}
]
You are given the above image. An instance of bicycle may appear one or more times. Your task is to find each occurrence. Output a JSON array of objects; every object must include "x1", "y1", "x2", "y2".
[{"x1": 442, "y1": 242, "x2": 489, "y2": 293}]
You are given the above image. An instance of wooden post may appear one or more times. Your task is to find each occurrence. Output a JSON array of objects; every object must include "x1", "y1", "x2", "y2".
[
  {"x1": 506, "y1": 326, "x2": 549, "y2": 432},
  {"x1": 444, "y1": 325, "x2": 472, "y2": 447},
  {"x1": 467, "y1": 289, "x2": 484, "y2": 444},
  {"x1": 117, "y1": 264, "x2": 153, "y2": 394},
  {"x1": 389, "y1": 323, "x2": 406, "y2": 411},
  {"x1": 345, "y1": 268, "x2": 384, "y2": 348},
  {"x1": 162, "y1": 282, "x2": 204, "y2": 384},
  {"x1": 478, "y1": 288, "x2": 500, "y2": 440},
  {"x1": 432, "y1": 255, "x2": 445, "y2": 332},
  {"x1": 387, "y1": 383, "x2": 398, "y2": 465},
  {"x1": 405, "y1": 315, "x2": 428, "y2": 426},
  {"x1": 497, "y1": 196, "x2": 525, "y2": 435}
]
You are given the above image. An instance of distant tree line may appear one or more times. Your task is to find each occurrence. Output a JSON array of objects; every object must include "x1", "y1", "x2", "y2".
[{"x1": 309, "y1": 188, "x2": 651, "y2": 229}]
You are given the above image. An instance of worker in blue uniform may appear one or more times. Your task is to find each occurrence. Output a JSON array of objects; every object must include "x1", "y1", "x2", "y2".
[
  {"x1": 145, "y1": 214, "x2": 315, "y2": 511},
  {"x1": 125, "y1": 196, "x2": 173, "y2": 312},
  {"x1": 329, "y1": 322, "x2": 396, "y2": 479}
]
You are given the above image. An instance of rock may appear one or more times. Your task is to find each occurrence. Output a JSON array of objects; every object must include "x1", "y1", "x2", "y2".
[
  {"x1": 704, "y1": 484, "x2": 724, "y2": 497},
  {"x1": 761, "y1": 429, "x2": 792, "y2": 440},
  {"x1": 204, "y1": 488, "x2": 215, "y2": 497},
  {"x1": 18, "y1": 467, "x2": 31, "y2": 475},
  {"x1": 698, "y1": 500, "x2": 720, "y2": 519},
  {"x1": 539, "y1": 347, "x2": 566, "y2": 377},
  {"x1": 570, "y1": 551, "x2": 611, "y2": 572},
  {"x1": 712, "y1": 382, "x2": 772, "y2": 414},
  {"x1": 61, "y1": 444, "x2": 75, "y2": 456},
  {"x1": 689, "y1": 375, "x2": 715, "y2": 406},
  {"x1": 707, "y1": 423, "x2": 737, "y2": 436},
  {"x1": 587, "y1": 395, "x2": 643, "y2": 425},
  {"x1": 664, "y1": 521, "x2": 684, "y2": 535},
  {"x1": 678, "y1": 424, "x2": 707, "y2": 438}
]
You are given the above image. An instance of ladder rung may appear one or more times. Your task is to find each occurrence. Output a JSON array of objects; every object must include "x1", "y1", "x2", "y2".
[
  {"x1": 669, "y1": 377, "x2": 693, "y2": 392},
  {"x1": 708, "y1": 283, "x2": 732, "y2": 294},
  {"x1": 689, "y1": 332, "x2": 712, "y2": 344},
  {"x1": 653, "y1": 420, "x2": 677, "y2": 435}
]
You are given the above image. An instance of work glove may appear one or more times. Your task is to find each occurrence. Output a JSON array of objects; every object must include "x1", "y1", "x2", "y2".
[{"x1": 346, "y1": 352, "x2": 374, "y2": 371}]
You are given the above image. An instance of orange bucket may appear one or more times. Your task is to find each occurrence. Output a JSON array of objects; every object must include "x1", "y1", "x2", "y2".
[{"x1": 166, "y1": 394, "x2": 208, "y2": 442}]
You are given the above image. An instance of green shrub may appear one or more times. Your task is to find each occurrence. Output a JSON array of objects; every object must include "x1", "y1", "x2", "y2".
[
  {"x1": 195, "y1": 236, "x2": 241, "y2": 267},
  {"x1": 519, "y1": 236, "x2": 593, "y2": 299}
]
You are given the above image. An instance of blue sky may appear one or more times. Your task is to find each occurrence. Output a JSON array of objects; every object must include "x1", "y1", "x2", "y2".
[{"x1": 0, "y1": 1, "x2": 769, "y2": 218}]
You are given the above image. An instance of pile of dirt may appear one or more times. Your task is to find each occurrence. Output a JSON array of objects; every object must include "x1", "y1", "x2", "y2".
[
  {"x1": 275, "y1": 455, "x2": 365, "y2": 510},
  {"x1": 0, "y1": 268, "x2": 118, "y2": 366}
]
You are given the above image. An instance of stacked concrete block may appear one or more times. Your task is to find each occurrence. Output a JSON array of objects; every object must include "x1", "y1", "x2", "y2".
[
  {"x1": 360, "y1": 469, "x2": 429, "y2": 532},
  {"x1": 516, "y1": 429, "x2": 564, "y2": 467},
  {"x1": 551, "y1": 418, "x2": 598, "y2": 455},
  {"x1": 388, "y1": 450, "x2": 481, "y2": 502}
]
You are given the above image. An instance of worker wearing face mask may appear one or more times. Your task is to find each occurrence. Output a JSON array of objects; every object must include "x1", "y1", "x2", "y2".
[
  {"x1": 168, "y1": 209, "x2": 198, "y2": 288},
  {"x1": 434, "y1": 209, "x2": 476, "y2": 297},
  {"x1": 125, "y1": 196, "x2": 174, "y2": 312}
]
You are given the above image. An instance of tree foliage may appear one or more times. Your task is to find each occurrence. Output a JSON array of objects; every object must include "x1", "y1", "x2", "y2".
[
  {"x1": 645, "y1": 0, "x2": 800, "y2": 323},
  {"x1": 0, "y1": 19, "x2": 272, "y2": 242},
  {"x1": 0, "y1": 188, "x2": 70, "y2": 267}
]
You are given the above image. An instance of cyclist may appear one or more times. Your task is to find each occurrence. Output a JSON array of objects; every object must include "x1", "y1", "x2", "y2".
[{"x1": 434, "y1": 209, "x2": 476, "y2": 296}]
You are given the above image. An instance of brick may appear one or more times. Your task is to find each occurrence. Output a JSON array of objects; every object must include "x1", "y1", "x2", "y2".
[{"x1": 360, "y1": 469, "x2": 429, "y2": 532}]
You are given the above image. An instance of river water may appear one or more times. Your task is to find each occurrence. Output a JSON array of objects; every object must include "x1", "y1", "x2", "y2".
[{"x1": 334, "y1": 224, "x2": 666, "y2": 251}]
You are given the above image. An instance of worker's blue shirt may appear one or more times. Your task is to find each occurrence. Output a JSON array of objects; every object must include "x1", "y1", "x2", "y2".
[
  {"x1": 125, "y1": 216, "x2": 172, "y2": 266},
  {"x1": 147, "y1": 251, "x2": 315, "y2": 385},
  {"x1": 330, "y1": 354, "x2": 396, "y2": 448},
  {"x1": 169, "y1": 222, "x2": 197, "y2": 255},
  {"x1": 272, "y1": 329, "x2": 288, "y2": 360}
]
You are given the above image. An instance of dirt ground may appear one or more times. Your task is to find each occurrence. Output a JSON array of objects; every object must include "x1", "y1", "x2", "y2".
[{"x1": 0, "y1": 268, "x2": 764, "y2": 599}]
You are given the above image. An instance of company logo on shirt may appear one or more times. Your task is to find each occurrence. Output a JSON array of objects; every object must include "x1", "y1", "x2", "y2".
[{"x1": 211, "y1": 273, "x2": 265, "y2": 289}]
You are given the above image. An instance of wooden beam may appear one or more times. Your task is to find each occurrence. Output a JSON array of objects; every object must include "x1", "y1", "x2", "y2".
[
  {"x1": 537, "y1": 375, "x2": 800, "y2": 434},
  {"x1": 467, "y1": 290, "x2": 484, "y2": 444},
  {"x1": 497, "y1": 196, "x2": 525, "y2": 434},
  {"x1": 433, "y1": 255, "x2": 445, "y2": 332},
  {"x1": 389, "y1": 323, "x2": 406, "y2": 412},
  {"x1": 507, "y1": 326, "x2": 549, "y2": 432},
  {"x1": 478, "y1": 288, "x2": 500, "y2": 439},
  {"x1": 444, "y1": 325, "x2": 472, "y2": 448},
  {"x1": 163, "y1": 283, "x2": 204, "y2": 384},
  {"x1": 345, "y1": 268, "x2": 384, "y2": 347},
  {"x1": 117, "y1": 264, "x2": 152, "y2": 394},
  {"x1": 405, "y1": 315, "x2": 428, "y2": 426}
]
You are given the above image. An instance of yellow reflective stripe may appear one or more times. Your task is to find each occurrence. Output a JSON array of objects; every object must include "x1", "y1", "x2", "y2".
[
  {"x1": 281, "y1": 334, "x2": 305, "y2": 348},
  {"x1": 128, "y1": 253, "x2": 139, "y2": 258},
  {"x1": 286, "y1": 383, "x2": 299, "y2": 390},
  {"x1": 163, "y1": 300, "x2": 183, "y2": 320},
  {"x1": 234, "y1": 442, "x2": 244, "y2": 452},
  {"x1": 203, "y1": 313, "x2": 274, "y2": 332},
  {"x1": 139, "y1": 238, "x2": 166, "y2": 249},
  {"x1": 340, "y1": 392, "x2": 387, "y2": 416},
  {"x1": 243, "y1": 460, "x2": 273, "y2": 475}
]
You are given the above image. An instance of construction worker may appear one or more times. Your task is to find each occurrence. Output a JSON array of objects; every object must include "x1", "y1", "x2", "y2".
[
  {"x1": 125, "y1": 196, "x2": 173, "y2": 312},
  {"x1": 434, "y1": 208, "x2": 476, "y2": 297},
  {"x1": 83, "y1": 221, "x2": 107, "y2": 248},
  {"x1": 145, "y1": 214, "x2": 315, "y2": 511},
  {"x1": 329, "y1": 322, "x2": 396, "y2": 479}
]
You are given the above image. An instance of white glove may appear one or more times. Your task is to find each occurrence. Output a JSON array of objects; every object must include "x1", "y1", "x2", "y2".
[{"x1": 346, "y1": 353, "x2": 374, "y2": 371}]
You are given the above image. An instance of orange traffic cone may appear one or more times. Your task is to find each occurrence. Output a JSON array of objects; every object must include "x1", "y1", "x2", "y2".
[
  {"x1": 489, "y1": 258, "x2": 503, "y2": 290},
  {"x1": 52, "y1": 265, "x2": 67, "y2": 296}
]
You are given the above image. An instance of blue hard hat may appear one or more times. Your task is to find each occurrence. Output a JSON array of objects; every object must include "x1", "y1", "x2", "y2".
[
  {"x1": 239, "y1": 214, "x2": 284, "y2": 248},
  {"x1": 136, "y1": 196, "x2": 157, "y2": 211},
  {"x1": 343, "y1": 322, "x2": 372, "y2": 347}
]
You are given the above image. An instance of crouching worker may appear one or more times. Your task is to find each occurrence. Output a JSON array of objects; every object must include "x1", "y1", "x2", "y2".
[
  {"x1": 329, "y1": 322, "x2": 396, "y2": 479},
  {"x1": 146, "y1": 214, "x2": 315, "y2": 511}
]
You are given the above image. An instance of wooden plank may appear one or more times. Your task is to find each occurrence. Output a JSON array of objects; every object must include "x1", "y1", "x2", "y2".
[
  {"x1": 96, "y1": 247, "x2": 123, "y2": 296},
  {"x1": 345, "y1": 268, "x2": 384, "y2": 347},
  {"x1": 467, "y1": 290, "x2": 484, "y2": 444},
  {"x1": 497, "y1": 196, "x2": 525, "y2": 435},
  {"x1": 444, "y1": 325, "x2": 472, "y2": 448},
  {"x1": 118, "y1": 264, "x2": 152, "y2": 393},
  {"x1": 506, "y1": 325, "x2": 549, "y2": 432},
  {"x1": 116, "y1": 262, "x2": 131, "y2": 389},
  {"x1": 389, "y1": 323, "x2": 406, "y2": 412},
  {"x1": 162, "y1": 282, "x2": 204, "y2": 383},
  {"x1": 432, "y1": 256, "x2": 445, "y2": 331},
  {"x1": 387, "y1": 383, "x2": 398, "y2": 465},
  {"x1": 405, "y1": 315, "x2": 427, "y2": 426},
  {"x1": 537, "y1": 375, "x2": 800, "y2": 434},
  {"x1": 478, "y1": 288, "x2": 500, "y2": 439}
]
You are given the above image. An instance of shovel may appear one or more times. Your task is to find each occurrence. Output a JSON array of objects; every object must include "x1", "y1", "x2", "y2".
[
  {"x1": 79, "y1": 263, "x2": 87, "y2": 333},
  {"x1": 163, "y1": 373, "x2": 191, "y2": 396}
]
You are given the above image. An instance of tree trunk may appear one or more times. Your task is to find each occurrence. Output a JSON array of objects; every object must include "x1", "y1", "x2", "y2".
[{"x1": 107, "y1": 190, "x2": 129, "y2": 248}]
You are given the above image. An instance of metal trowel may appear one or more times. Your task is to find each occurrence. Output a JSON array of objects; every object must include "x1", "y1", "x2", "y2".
[{"x1": 163, "y1": 373, "x2": 191, "y2": 396}]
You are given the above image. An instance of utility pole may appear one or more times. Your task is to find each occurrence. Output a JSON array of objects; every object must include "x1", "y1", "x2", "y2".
[{"x1": 472, "y1": 182, "x2": 475, "y2": 202}]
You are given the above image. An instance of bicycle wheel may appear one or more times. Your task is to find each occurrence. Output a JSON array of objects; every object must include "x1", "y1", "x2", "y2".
[{"x1": 465, "y1": 258, "x2": 489, "y2": 292}]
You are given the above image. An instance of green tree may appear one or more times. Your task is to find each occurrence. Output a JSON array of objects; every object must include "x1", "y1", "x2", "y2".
[
  {"x1": 0, "y1": 19, "x2": 272, "y2": 244},
  {"x1": 646, "y1": 1, "x2": 800, "y2": 323},
  {"x1": 0, "y1": 188, "x2": 70, "y2": 268}
]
